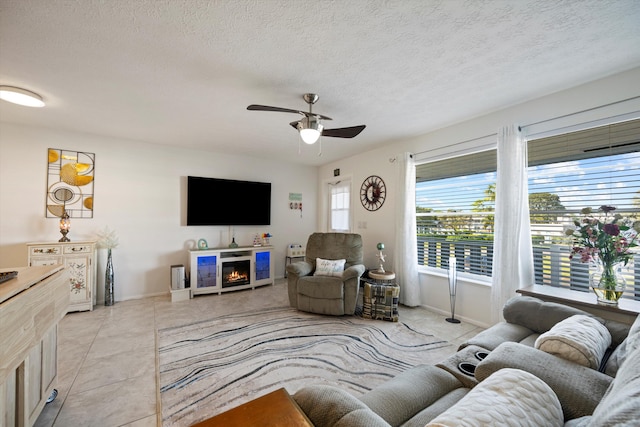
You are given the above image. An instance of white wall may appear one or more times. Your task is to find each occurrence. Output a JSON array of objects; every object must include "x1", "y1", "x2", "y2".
[
  {"x1": 0, "y1": 124, "x2": 318, "y2": 302},
  {"x1": 321, "y1": 67, "x2": 640, "y2": 327}
]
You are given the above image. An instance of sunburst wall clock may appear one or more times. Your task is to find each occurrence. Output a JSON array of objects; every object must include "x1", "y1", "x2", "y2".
[{"x1": 360, "y1": 175, "x2": 386, "y2": 211}]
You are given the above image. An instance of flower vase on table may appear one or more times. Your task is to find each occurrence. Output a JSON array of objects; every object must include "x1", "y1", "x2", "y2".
[
  {"x1": 568, "y1": 206, "x2": 639, "y2": 307},
  {"x1": 590, "y1": 259, "x2": 626, "y2": 305}
]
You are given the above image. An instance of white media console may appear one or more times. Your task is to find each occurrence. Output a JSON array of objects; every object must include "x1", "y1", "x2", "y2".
[{"x1": 189, "y1": 246, "x2": 274, "y2": 296}]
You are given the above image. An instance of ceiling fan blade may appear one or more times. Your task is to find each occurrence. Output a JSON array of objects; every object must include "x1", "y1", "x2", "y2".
[
  {"x1": 248, "y1": 104, "x2": 302, "y2": 114},
  {"x1": 247, "y1": 104, "x2": 332, "y2": 120},
  {"x1": 322, "y1": 125, "x2": 366, "y2": 138}
]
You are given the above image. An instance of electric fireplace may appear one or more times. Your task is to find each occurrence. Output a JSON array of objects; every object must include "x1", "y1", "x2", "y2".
[{"x1": 222, "y1": 260, "x2": 251, "y2": 288}]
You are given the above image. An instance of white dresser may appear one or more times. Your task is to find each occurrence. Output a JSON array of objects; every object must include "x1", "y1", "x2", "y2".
[{"x1": 27, "y1": 241, "x2": 97, "y2": 312}]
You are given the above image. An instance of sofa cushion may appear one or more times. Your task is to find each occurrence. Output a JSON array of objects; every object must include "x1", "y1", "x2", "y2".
[
  {"x1": 458, "y1": 322, "x2": 535, "y2": 351},
  {"x1": 475, "y1": 342, "x2": 612, "y2": 420},
  {"x1": 426, "y1": 368, "x2": 564, "y2": 427},
  {"x1": 293, "y1": 385, "x2": 389, "y2": 427},
  {"x1": 314, "y1": 258, "x2": 346, "y2": 277},
  {"x1": 606, "y1": 314, "x2": 640, "y2": 377},
  {"x1": 535, "y1": 314, "x2": 611, "y2": 369},
  {"x1": 305, "y1": 232, "x2": 364, "y2": 269},
  {"x1": 359, "y1": 364, "x2": 464, "y2": 426},
  {"x1": 604, "y1": 337, "x2": 628, "y2": 377},
  {"x1": 563, "y1": 416, "x2": 591, "y2": 427},
  {"x1": 503, "y1": 296, "x2": 602, "y2": 333},
  {"x1": 297, "y1": 276, "x2": 344, "y2": 299},
  {"x1": 589, "y1": 343, "x2": 640, "y2": 426},
  {"x1": 401, "y1": 388, "x2": 469, "y2": 427}
]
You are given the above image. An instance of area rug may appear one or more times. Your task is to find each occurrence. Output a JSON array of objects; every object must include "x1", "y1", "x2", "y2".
[{"x1": 158, "y1": 306, "x2": 451, "y2": 426}]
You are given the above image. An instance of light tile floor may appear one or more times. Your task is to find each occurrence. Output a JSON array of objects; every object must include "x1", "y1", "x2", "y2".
[{"x1": 35, "y1": 279, "x2": 484, "y2": 427}]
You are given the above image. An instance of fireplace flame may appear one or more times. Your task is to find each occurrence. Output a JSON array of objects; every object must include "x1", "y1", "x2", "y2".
[{"x1": 226, "y1": 270, "x2": 248, "y2": 283}]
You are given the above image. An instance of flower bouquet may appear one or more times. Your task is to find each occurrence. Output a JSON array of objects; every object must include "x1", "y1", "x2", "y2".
[{"x1": 566, "y1": 206, "x2": 639, "y2": 304}]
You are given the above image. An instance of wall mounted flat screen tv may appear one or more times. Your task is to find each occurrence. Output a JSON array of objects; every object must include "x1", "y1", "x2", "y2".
[{"x1": 187, "y1": 176, "x2": 271, "y2": 226}]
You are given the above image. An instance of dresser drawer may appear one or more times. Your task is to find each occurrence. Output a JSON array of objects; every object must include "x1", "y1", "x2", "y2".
[
  {"x1": 63, "y1": 244, "x2": 94, "y2": 254},
  {"x1": 30, "y1": 245, "x2": 62, "y2": 256}
]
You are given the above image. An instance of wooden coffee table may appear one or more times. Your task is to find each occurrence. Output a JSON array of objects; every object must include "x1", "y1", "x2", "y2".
[{"x1": 191, "y1": 388, "x2": 313, "y2": 427}]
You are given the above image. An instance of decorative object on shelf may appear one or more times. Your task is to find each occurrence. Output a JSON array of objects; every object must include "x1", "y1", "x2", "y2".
[
  {"x1": 253, "y1": 234, "x2": 262, "y2": 247},
  {"x1": 590, "y1": 259, "x2": 627, "y2": 304},
  {"x1": 97, "y1": 226, "x2": 119, "y2": 306},
  {"x1": 375, "y1": 242, "x2": 386, "y2": 273},
  {"x1": 446, "y1": 256, "x2": 460, "y2": 323},
  {"x1": 229, "y1": 237, "x2": 238, "y2": 248},
  {"x1": 58, "y1": 210, "x2": 70, "y2": 242},
  {"x1": 567, "y1": 206, "x2": 639, "y2": 305},
  {"x1": 360, "y1": 175, "x2": 386, "y2": 211},
  {"x1": 369, "y1": 243, "x2": 396, "y2": 281},
  {"x1": 262, "y1": 233, "x2": 272, "y2": 245},
  {"x1": 46, "y1": 148, "x2": 95, "y2": 218},
  {"x1": 197, "y1": 238, "x2": 208, "y2": 250}
]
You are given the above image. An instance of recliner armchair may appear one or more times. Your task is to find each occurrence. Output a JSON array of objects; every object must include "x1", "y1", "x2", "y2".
[{"x1": 286, "y1": 232, "x2": 366, "y2": 315}]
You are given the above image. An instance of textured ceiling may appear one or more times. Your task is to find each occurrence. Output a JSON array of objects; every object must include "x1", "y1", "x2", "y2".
[{"x1": 1, "y1": 0, "x2": 640, "y2": 166}]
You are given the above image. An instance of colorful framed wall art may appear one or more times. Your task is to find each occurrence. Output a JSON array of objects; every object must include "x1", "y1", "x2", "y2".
[{"x1": 46, "y1": 148, "x2": 95, "y2": 218}]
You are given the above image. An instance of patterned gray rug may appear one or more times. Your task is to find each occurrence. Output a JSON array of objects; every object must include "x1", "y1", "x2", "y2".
[{"x1": 157, "y1": 306, "x2": 451, "y2": 426}]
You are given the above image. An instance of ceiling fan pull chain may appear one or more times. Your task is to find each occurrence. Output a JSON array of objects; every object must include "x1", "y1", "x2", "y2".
[{"x1": 318, "y1": 136, "x2": 323, "y2": 156}]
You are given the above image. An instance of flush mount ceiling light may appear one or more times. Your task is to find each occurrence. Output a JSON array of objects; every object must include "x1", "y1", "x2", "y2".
[
  {"x1": 297, "y1": 116, "x2": 324, "y2": 144},
  {"x1": 0, "y1": 85, "x2": 45, "y2": 107}
]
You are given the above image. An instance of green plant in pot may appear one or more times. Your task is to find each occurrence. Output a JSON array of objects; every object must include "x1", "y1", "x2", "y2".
[{"x1": 567, "y1": 206, "x2": 639, "y2": 305}]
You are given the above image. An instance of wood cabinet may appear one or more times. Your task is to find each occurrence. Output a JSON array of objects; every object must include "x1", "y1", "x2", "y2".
[
  {"x1": 192, "y1": 388, "x2": 312, "y2": 426},
  {"x1": 190, "y1": 246, "x2": 274, "y2": 296},
  {"x1": 0, "y1": 265, "x2": 69, "y2": 427},
  {"x1": 27, "y1": 241, "x2": 97, "y2": 312}
]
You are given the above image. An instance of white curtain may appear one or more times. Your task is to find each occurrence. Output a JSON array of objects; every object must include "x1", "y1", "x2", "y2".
[
  {"x1": 491, "y1": 125, "x2": 534, "y2": 323},
  {"x1": 394, "y1": 152, "x2": 420, "y2": 306}
]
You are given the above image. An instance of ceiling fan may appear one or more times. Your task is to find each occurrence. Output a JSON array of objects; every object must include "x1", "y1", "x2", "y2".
[{"x1": 247, "y1": 93, "x2": 366, "y2": 145}]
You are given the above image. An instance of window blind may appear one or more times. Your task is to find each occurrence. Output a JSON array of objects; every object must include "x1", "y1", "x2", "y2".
[
  {"x1": 527, "y1": 118, "x2": 640, "y2": 299},
  {"x1": 416, "y1": 149, "x2": 497, "y2": 277}
]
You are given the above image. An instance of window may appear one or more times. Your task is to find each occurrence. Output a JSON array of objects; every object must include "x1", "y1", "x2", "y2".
[
  {"x1": 329, "y1": 180, "x2": 351, "y2": 232},
  {"x1": 415, "y1": 150, "x2": 496, "y2": 278},
  {"x1": 527, "y1": 119, "x2": 640, "y2": 300},
  {"x1": 415, "y1": 119, "x2": 640, "y2": 297}
]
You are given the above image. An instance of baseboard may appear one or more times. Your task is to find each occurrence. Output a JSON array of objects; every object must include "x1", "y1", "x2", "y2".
[{"x1": 419, "y1": 304, "x2": 491, "y2": 329}]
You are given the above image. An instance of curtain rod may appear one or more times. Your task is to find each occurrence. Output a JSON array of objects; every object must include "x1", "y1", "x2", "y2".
[
  {"x1": 521, "y1": 95, "x2": 640, "y2": 129},
  {"x1": 413, "y1": 132, "x2": 497, "y2": 157},
  {"x1": 412, "y1": 95, "x2": 640, "y2": 158}
]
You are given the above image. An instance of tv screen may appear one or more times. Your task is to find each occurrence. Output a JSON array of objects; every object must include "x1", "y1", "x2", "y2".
[{"x1": 187, "y1": 176, "x2": 271, "y2": 226}]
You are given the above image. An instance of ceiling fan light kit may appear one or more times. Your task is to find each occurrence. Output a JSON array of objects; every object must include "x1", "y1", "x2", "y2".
[
  {"x1": 0, "y1": 85, "x2": 45, "y2": 107},
  {"x1": 297, "y1": 116, "x2": 323, "y2": 144},
  {"x1": 247, "y1": 93, "x2": 365, "y2": 149}
]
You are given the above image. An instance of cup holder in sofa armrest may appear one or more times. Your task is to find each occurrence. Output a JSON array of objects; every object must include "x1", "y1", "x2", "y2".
[
  {"x1": 475, "y1": 351, "x2": 489, "y2": 361},
  {"x1": 458, "y1": 362, "x2": 477, "y2": 376}
]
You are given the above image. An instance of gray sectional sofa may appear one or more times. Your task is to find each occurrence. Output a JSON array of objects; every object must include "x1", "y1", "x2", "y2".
[{"x1": 293, "y1": 295, "x2": 640, "y2": 426}]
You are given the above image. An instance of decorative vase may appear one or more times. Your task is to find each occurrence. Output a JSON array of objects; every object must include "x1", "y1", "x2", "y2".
[
  {"x1": 590, "y1": 259, "x2": 626, "y2": 305},
  {"x1": 229, "y1": 237, "x2": 238, "y2": 248},
  {"x1": 105, "y1": 248, "x2": 115, "y2": 306}
]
